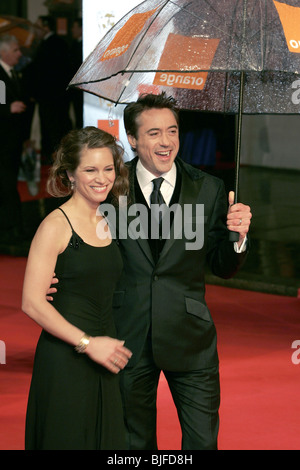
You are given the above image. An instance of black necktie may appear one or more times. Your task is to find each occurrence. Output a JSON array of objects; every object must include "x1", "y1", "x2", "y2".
[
  {"x1": 150, "y1": 177, "x2": 166, "y2": 227},
  {"x1": 150, "y1": 177, "x2": 165, "y2": 206}
]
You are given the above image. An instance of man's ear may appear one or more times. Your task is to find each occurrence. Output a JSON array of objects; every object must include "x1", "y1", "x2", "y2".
[{"x1": 127, "y1": 134, "x2": 136, "y2": 150}]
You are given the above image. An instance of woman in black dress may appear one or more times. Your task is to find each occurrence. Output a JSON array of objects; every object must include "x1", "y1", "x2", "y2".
[{"x1": 22, "y1": 127, "x2": 132, "y2": 450}]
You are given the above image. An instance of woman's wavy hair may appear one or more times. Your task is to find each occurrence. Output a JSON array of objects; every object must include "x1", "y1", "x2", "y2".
[{"x1": 47, "y1": 126, "x2": 129, "y2": 205}]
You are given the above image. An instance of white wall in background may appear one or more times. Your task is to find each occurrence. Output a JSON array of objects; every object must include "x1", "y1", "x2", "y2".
[
  {"x1": 82, "y1": 0, "x2": 141, "y2": 161},
  {"x1": 27, "y1": 0, "x2": 48, "y2": 22}
]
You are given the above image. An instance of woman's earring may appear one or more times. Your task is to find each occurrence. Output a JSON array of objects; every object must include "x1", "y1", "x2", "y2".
[{"x1": 70, "y1": 180, "x2": 75, "y2": 190}]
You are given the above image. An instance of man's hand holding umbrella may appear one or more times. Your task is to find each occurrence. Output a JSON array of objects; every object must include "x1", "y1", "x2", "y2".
[{"x1": 227, "y1": 191, "x2": 252, "y2": 249}]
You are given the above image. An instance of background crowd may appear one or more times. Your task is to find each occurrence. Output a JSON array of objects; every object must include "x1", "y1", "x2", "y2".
[{"x1": 0, "y1": 15, "x2": 83, "y2": 249}]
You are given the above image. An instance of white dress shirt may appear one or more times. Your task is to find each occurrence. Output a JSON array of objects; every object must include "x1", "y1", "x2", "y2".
[
  {"x1": 0, "y1": 59, "x2": 13, "y2": 77},
  {"x1": 136, "y1": 159, "x2": 177, "y2": 207}
]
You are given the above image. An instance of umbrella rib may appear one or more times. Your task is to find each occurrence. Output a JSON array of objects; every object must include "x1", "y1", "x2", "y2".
[{"x1": 70, "y1": 66, "x2": 243, "y2": 89}]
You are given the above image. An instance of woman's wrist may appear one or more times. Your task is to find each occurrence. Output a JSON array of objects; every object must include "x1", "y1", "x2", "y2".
[{"x1": 74, "y1": 333, "x2": 91, "y2": 353}]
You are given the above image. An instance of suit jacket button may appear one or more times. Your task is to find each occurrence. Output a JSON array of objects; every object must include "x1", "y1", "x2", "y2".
[{"x1": 153, "y1": 275, "x2": 159, "y2": 281}]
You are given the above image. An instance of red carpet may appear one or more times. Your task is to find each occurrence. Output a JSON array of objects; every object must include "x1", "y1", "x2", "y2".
[{"x1": 0, "y1": 255, "x2": 299, "y2": 450}]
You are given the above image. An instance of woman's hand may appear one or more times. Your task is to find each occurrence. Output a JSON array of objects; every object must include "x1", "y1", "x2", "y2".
[{"x1": 86, "y1": 336, "x2": 132, "y2": 374}]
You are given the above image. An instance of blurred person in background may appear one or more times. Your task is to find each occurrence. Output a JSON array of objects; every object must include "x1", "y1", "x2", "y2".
[
  {"x1": 30, "y1": 15, "x2": 72, "y2": 162},
  {"x1": 0, "y1": 34, "x2": 30, "y2": 246},
  {"x1": 68, "y1": 17, "x2": 83, "y2": 129}
]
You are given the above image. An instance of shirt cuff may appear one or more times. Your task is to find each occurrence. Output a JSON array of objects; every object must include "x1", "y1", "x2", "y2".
[{"x1": 234, "y1": 236, "x2": 247, "y2": 253}]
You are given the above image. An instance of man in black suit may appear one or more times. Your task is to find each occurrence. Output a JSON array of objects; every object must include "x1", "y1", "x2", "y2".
[
  {"x1": 31, "y1": 16, "x2": 72, "y2": 161},
  {"x1": 0, "y1": 34, "x2": 28, "y2": 244},
  {"x1": 111, "y1": 93, "x2": 252, "y2": 450}
]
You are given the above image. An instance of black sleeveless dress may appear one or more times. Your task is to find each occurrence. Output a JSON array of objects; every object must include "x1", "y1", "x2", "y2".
[{"x1": 25, "y1": 209, "x2": 126, "y2": 450}]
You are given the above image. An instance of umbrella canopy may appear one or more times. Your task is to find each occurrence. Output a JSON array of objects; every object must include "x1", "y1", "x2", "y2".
[
  {"x1": 70, "y1": 0, "x2": 300, "y2": 114},
  {"x1": 0, "y1": 15, "x2": 42, "y2": 49},
  {"x1": 69, "y1": 0, "x2": 300, "y2": 240}
]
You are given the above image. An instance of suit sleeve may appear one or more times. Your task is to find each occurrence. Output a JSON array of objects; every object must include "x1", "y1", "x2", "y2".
[
  {"x1": 206, "y1": 179, "x2": 248, "y2": 279},
  {"x1": 0, "y1": 103, "x2": 11, "y2": 119}
]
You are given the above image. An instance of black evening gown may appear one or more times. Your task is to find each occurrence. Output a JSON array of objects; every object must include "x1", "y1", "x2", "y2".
[{"x1": 25, "y1": 209, "x2": 126, "y2": 450}]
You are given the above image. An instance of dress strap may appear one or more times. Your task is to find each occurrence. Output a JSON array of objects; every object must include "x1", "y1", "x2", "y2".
[
  {"x1": 58, "y1": 207, "x2": 83, "y2": 249},
  {"x1": 58, "y1": 207, "x2": 74, "y2": 231}
]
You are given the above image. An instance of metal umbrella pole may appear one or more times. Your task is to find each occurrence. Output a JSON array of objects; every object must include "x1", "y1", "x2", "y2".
[
  {"x1": 229, "y1": 0, "x2": 247, "y2": 242},
  {"x1": 229, "y1": 70, "x2": 245, "y2": 241}
]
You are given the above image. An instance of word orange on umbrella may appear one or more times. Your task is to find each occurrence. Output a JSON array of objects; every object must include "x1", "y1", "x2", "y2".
[
  {"x1": 153, "y1": 33, "x2": 220, "y2": 91},
  {"x1": 100, "y1": 9, "x2": 158, "y2": 61},
  {"x1": 274, "y1": 0, "x2": 300, "y2": 53}
]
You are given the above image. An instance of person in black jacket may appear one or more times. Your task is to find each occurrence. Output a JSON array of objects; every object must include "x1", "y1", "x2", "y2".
[
  {"x1": 31, "y1": 16, "x2": 72, "y2": 161},
  {"x1": 0, "y1": 34, "x2": 28, "y2": 244}
]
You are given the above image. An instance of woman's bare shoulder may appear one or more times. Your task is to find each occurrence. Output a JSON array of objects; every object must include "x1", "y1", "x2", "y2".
[{"x1": 33, "y1": 208, "x2": 71, "y2": 252}]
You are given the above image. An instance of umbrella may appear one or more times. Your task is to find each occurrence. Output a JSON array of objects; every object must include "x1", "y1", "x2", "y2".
[
  {"x1": 0, "y1": 15, "x2": 42, "y2": 60},
  {"x1": 69, "y1": 0, "x2": 300, "y2": 240}
]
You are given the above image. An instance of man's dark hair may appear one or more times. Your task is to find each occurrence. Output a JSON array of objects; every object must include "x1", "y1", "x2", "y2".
[{"x1": 124, "y1": 92, "x2": 179, "y2": 138}]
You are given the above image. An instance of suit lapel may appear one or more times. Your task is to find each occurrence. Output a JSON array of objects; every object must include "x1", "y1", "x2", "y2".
[
  {"x1": 10, "y1": 70, "x2": 21, "y2": 96},
  {"x1": 157, "y1": 159, "x2": 205, "y2": 262},
  {"x1": 127, "y1": 158, "x2": 155, "y2": 265}
]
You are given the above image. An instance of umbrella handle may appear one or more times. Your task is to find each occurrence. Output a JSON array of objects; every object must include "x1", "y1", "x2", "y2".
[{"x1": 229, "y1": 231, "x2": 240, "y2": 242}]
